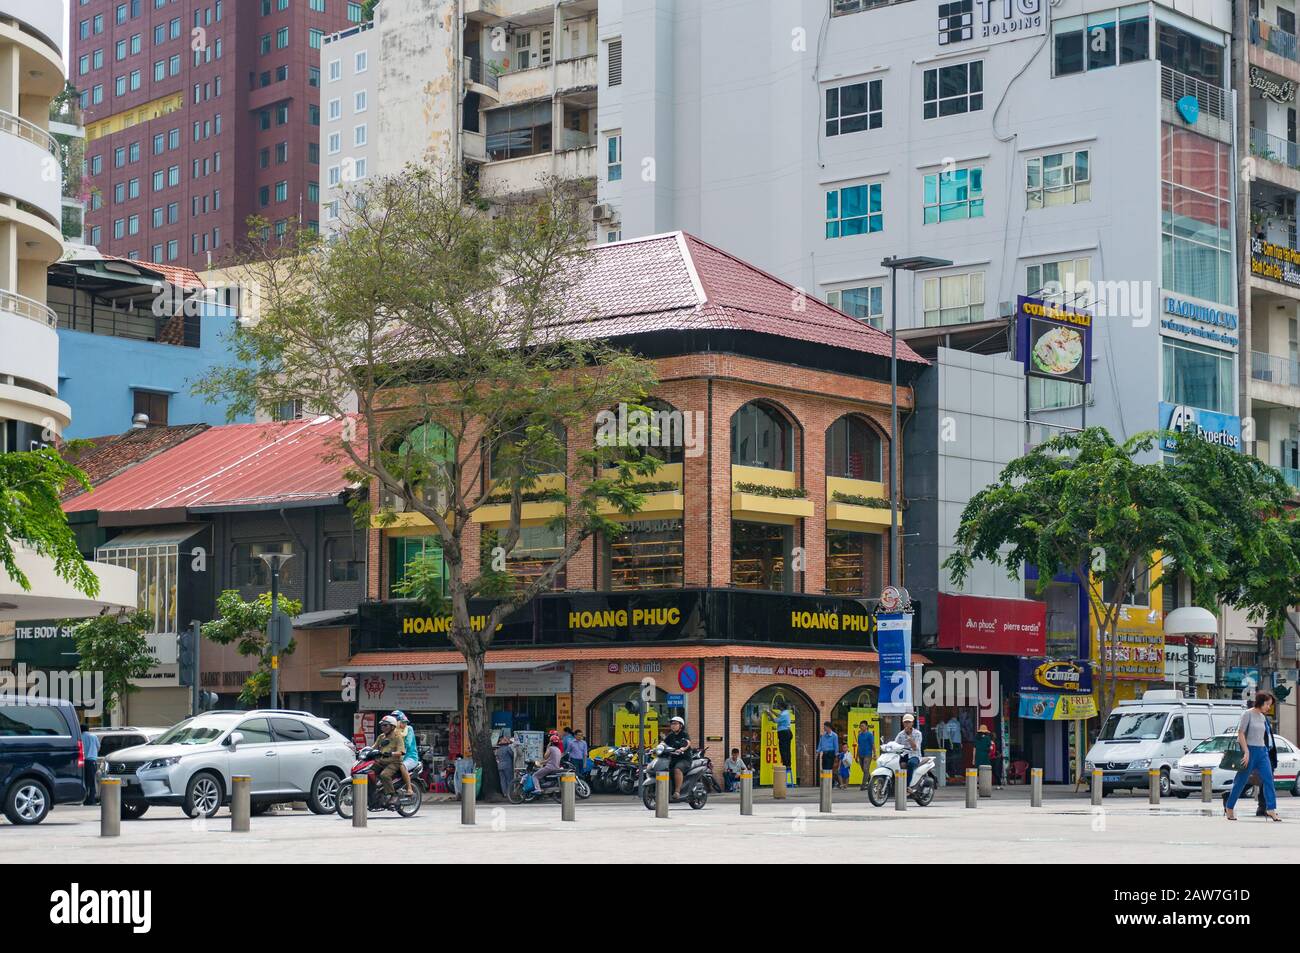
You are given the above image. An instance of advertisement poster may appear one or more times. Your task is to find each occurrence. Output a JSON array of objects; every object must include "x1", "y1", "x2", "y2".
[
  {"x1": 358, "y1": 671, "x2": 457, "y2": 711},
  {"x1": 846, "y1": 707, "x2": 879, "y2": 786},
  {"x1": 1016, "y1": 295, "x2": 1093, "y2": 384},
  {"x1": 1018, "y1": 658, "x2": 1092, "y2": 694},
  {"x1": 877, "y1": 613, "x2": 913, "y2": 713},
  {"x1": 614, "y1": 708, "x2": 659, "y2": 748},
  {"x1": 760, "y1": 708, "x2": 797, "y2": 786},
  {"x1": 1018, "y1": 693, "x2": 1099, "y2": 720},
  {"x1": 556, "y1": 693, "x2": 572, "y2": 731},
  {"x1": 516, "y1": 730, "x2": 545, "y2": 765}
]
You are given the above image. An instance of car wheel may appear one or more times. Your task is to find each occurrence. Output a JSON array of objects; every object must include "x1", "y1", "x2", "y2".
[
  {"x1": 182, "y1": 772, "x2": 223, "y2": 819},
  {"x1": 3, "y1": 778, "x2": 51, "y2": 825},
  {"x1": 1159, "y1": 768, "x2": 1171, "y2": 798},
  {"x1": 1291, "y1": 781, "x2": 1300, "y2": 798},
  {"x1": 121, "y1": 801, "x2": 149, "y2": 820},
  {"x1": 308, "y1": 770, "x2": 343, "y2": 815}
]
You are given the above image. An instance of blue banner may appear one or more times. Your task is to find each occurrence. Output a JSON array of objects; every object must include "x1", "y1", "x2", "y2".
[
  {"x1": 1158, "y1": 402, "x2": 1242, "y2": 453},
  {"x1": 877, "y1": 613, "x2": 913, "y2": 714}
]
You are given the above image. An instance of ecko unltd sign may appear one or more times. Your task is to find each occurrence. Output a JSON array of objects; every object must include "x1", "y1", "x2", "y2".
[{"x1": 939, "y1": 0, "x2": 1045, "y2": 47}]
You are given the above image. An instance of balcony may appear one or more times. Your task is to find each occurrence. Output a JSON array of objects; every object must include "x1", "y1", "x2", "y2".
[
  {"x1": 0, "y1": 288, "x2": 56, "y2": 329},
  {"x1": 557, "y1": 55, "x2": 597, "y2": 94},
  {"x1": 825, "y1": 476, "x2": 897, "y2": 530},
  {"x1": 1160, "y1": 66, "x2": 1228, "y2": 122},
  {"x1": 596, "y1": 463, "x2": 685, "y2": 519},
  {"x1": 1252, "y1": 350, "x2": 1300, "y2": 388},
  {"x1": 1280, "y1": 466, "x2": 1300, "y2": 493},
  {"x1": 1250, "y1": 127, "x2": 1300, "y2": 173},
  {"x1": 479, "y1": 144, "x2": 596, "y2": 195},
  {"x1": 464, "y1": 57, "x2": 501, "y2": 97},
  {"x1": 731, "y1": 464, "x2": 814, "y2": 524},
  {"x1": 1251, "y1": 17, "x2": 1299, "y2": 64},
  {"x1": 471, "y1": 473, "x2": 566, "y2": 525}
]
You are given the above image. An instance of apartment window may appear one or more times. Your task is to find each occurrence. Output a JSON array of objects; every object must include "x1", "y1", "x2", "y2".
[
  {"x1": 328, "y1": 59, "x2": 341, "y2": 82},
  {"x1": 153, "y1": 133, "x2": 164, "y2": 154},
  {"x1": 259, "y1": 109, "x2": 271, "y2": 130},
  {"x1": 95, "y1": 15, "x2": 105, "y2": 34},
  {"x1": 1161, "y1": 124, "x2": 1233, "y2": 305},
  {"x1": 608, "y1": 39, "x2": 622, "y2": 86},
  {"x1": 79, "y1": 55, "x2": 90, "y2": 76},
  {"x1": 348, "y1": 2, "x2": 363, "y2": 22},
  {"x1": 169, "y1": 54, "x2": 180, "y2": 75},
  {"x1": 277, "y1": 103, "x2": 290, "y2": 125},
  {"x1": 275, "y1": 219, "x2": 288, "y2": 239},
  {"x1": 825, "y1": 183, "x2": 883, "y2": 237},
  {"x1": 328, "y1": 98, "x2": 341, "y2": 121},
  {"x1": 92, "y1": 85, "x2": 104, "y2": 104},
  {"x1": 923, "y1": 61, "x2": 983, "y2": 118},
  {"x1": 128, "y1": 177, "x2": 139, "y2": 198},
  {"x1": 114, "y1": 147, "x2": 126, "y2": 168},
  {"x1": 309, "y1": 29, "x2": 323, "y2": 49},
  {"x1": 113, "y1": 218, "x2": 125, "y2": 239},
  {"x1": 309, "y1": 66, "x2": 320, "y2": 88},
  {"x1": 309, "y1": 0, "x2": 326, "y2": 10},
  {"x1": 485, "y1": 102, "x2": 553, "y2": 160},
  {"x1": 154, "y1": 59, "x2": 165, "y2": 81},
  {"x1": 1027, "y1": 150, "x2": 1090, "y2": 208},
  {"x1": 326, "y1": 536, "x2": 361, "y2": 583},
  {"x1": 167, "y1": 202, "x2": 178, "y2": 223},
  {"x1": 153, "y1": 24, "x2": 164, "y2": 44},
  {"x1": 260, "y1": 34, "x2": 272, "y2": 55},
  {"x1": 275, "y1": 142, "x2": 288, "y2": 163},
  {"x1": 327, "y1": 131, "x2": 341, "y2": 154},
  {"x1": 152, "y1": 243, "x2": 164, "y2": 263},
  {"x1": 1053, "y1": 7, "x2": 1150, "y2": 76},
  {"x1": 922, "y1": 272, "x2": 984, "y2": 326},
  {"x1": 80, "y1": 19, "x2": 90, "y2": 40},
  {"x1": 1026, "y1": 256, "x2": 1091, "y2": 304},
  {"x1": 328, "y1": 165, "x2": 341, "y2": 187},
  {"x1": 168, "y1": 128, "x2": 179, "y2": 149},
  {"x1": 152, "y1": 170, "x2": 165, "y2": 191},
  {"x1": 152, "y1": 206, "x2": 163, "y2": 227},
  {"x1": 168, "y1": 165, "x2": 179, "y2": 185},
  {"x1": 308, "y1": 143, "x2": 319, "y2": 164},
  {"x1": 131, "y1": 34, "x2": 142, "y2": 54},
  {"x1": 309, "y1": 105, "x2": 320, "y2": 125},
  {"x1": 130, "y1": 70, "x2": 141, "y2": 91},
  {"x1": 117, "y1": 39, "x2": 128, "y2": 59},
  {"x1": 355, "y1": 51, "x2": 368, "y2": 73},
  {"x1": 115, "y1": 76, "x2": 127, "y2": 96},
  {"x1": 825, "y1": 78, "x2": 883, "y2": 136},
  {"x1": 275, "y1": 181, "x2": 288, "y2": 203},
  {"x1": 114, "y1": 183, "x2": 125, "y2": 203},
  {"x1": 923, "y1": 166, "x2": 984, "y2": 223},
  {"x1": 606, "y1": 133, "x2": 622, "y2": 181},
  {"x1": 90, "y1": 226, "x2": 101, "y2": 245},
  {"x1": 826, "y1": 415, "x2": 883, "y2": 481},
  {"x1": 307, "y1": 181, "x2": 319, "y2": 203},
  {"x1": 354, "y1": 123, "x2": 367, "y2": 146},
  {"x1": 127, "y1": 214, "x2": 139, "y2": 235},
  {"x1": 354, "y1": 90, "x2": 367, "y2": 113},
  {"x1": 277, "y1": 27, "x2": 290, "y2": 49},
  {"x1": 1162, "y1": 338, "x2": 1235, "y2": 414},
  {"x1": 94, "y1": 49, "x2": 104, "y2": 69},
  {"x1": 169, "y1": 17, "x2": 181, "y2": 39},
  {"x1": 261, "y1": 0, "x2": 271, "y2": 14},
  {"x1": 826, "y1": 285, "x2": 885, "y2": 328},
  {"x1": 259, "y1": 185, "x2": 270, "y2": 208},
  {"x1": 1156, "y1": 22, "x2": 1224, "y2": 87},
  {"x1": 353, "y1": 157, "x2": 367, "y2": 179}
]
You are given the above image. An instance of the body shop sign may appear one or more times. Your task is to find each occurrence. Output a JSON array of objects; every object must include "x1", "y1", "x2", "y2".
[
  {"x1": 938, "y1": 0, "x2": 1044, "y2": 46},
  {"x1": 358, "y1": 671, "x2": 457, "y2": 711},
  {"x1": 937, "y1": 593, "x2": 1046, "y2": 655}
]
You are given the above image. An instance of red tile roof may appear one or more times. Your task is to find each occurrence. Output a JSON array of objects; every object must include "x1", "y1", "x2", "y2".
[
  {"x1": 60, "y1": 424, "x2": 210, "y2": 500},
  {"x1": 101, "y1": 255, "x2": 205, "y2": 291},
  {"x1": 63, "y1": 416, "x2": 360, "y2": 516},
  {"x1": 544, "y1": 232, "x2": 927, "y2": 365}
]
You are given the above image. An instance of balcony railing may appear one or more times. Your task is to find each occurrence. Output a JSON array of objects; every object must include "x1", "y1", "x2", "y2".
[
  {"x1": 1280, "y1": 466, "x2": 1300, "y2": 492},
  {"x1": 1161, "y1": 65, "x2": 1228, "y2": 122},
  {"x1": 0, "y1": 109, "x2": 58, "y2": 155},
  {"x1": 0, "y1": 288, "x2": 57, "y2": 329},
  {"x1": 464, "y1": 57, "x2": 500, "y2": 92},
  {"x1": 1251, "y1": 16, "x2": 1300, "y2": 63},
  {"x1": 1250, "y1": 126, "x2": 1300, "y2": 171},
  {"x1": 1252, "y1": 350, "x2": 1300, "y2": 387}
]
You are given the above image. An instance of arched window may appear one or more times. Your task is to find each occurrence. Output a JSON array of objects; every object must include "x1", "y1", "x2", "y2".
[
  {"x1": 487, "y1": 420, "x2": 567, "y2": 480},
  {"x1": 825, "y1": 415, "x2": 883, "y2": 481},
  {"x1": 596, "y1": 397, "x2": 685, "y2": 465},
  {"x1": 730, "y1": 401, "x2": 793, "y2": 470}
]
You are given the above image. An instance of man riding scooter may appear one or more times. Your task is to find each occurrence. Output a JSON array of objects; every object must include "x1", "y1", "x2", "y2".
[
  {"x1": 391, "y1": 709, "x2": 419, "y2": 796},
  {"x1": 895, "y1": 714, "x2": 923, "y2": 793},
  {"x1": 374, "y1": 716, "x2": 406, "y2": 803},
  {"x1": 663, "y1": 716, "x2": 692, "y2": 798}
]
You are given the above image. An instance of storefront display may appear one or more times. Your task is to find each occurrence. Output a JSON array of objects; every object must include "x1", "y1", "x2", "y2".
[{"x1": 604, "y1": 519, "x2": 684, "y2": 589}]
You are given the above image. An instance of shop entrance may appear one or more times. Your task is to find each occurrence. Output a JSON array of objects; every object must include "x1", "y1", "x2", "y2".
[
  {"x1": 740, "y1": 685, "x2": 815, "y2": 786},
  {"x1": 830, "y1": 686, "x2": 879, "y2": 786},
  {"x1": 587, "y1": 683, "x2": 677, "y2": 750}
]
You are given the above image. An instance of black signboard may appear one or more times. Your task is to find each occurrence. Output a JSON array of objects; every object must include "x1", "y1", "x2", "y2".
[
  {"x1": 354, "y1": 589, "x2": 899, "y2": 654},
  {"x1": 13, "y1": 620, "x2": 81, "y2": 668},
  {"x1": 1015, "y1": 295, "x2": 1093, "y2": 384}
]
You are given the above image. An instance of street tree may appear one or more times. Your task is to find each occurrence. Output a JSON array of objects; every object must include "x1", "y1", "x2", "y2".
[
  {"x1": 195, "y1": 166, "x2": 661, "y2": 799},
  {"x1": 0, "y1": 447, "x2": 97, "y2": 597},
  {"x1": 72, "y1": 610, "x2": 156, "y2": 719},
  {"x1": 944, "y1": 427, "x2": 1291, "y2": 720},
  {"x1": 201, "y1": 590, "x2": 304, "y2": 707}
]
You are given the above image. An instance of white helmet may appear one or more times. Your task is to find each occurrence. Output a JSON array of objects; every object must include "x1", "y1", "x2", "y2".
[
  {"x1": 670, "y1": 716, "x2": 685, "y2": 725},
  {"x1": 380, "y1": 715, "x2": 398, "y2": 727}
]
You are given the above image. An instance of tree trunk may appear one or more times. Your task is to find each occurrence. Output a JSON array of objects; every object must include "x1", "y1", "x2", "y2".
[{"x1": 463, "y1": 648, "x2": 502, "y2": 802}]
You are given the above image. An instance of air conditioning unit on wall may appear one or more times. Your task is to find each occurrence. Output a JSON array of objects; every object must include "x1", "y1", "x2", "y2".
[{"x1": 591, "y1": 203, "x2": 614, "y2": 223}]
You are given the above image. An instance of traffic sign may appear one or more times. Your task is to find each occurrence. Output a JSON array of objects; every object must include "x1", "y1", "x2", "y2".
[
  {"x1": 666, "y1": 693, "x2": 685, "y2": 706},
  {"x1": 268, "y1": 610, "x2": 293, "y2": 653},
  {"x1": 677, "y1": 664, "x2": 699, "y2": 693}
]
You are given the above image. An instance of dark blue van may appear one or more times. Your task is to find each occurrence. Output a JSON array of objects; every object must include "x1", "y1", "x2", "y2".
[{"x1": 0, "y1": 697, "x2": 86, "y2": 825}]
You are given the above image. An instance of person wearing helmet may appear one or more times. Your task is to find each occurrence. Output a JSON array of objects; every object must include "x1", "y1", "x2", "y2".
[
  {"x1": 895, "y1": 714, "x2": 923, "y2": 792},
  {"x1": 374, "y1": 716, "x2": 405, "y2": 802},
  {"x1": 663, "y1": 716, "x2": 692, "y2": 798},
  {"x1": 391, "y1": 710, "x2": 419, "y2": 797},
  {"x1": 531, "y1": 730, "x2": 565, "y2": 794}
]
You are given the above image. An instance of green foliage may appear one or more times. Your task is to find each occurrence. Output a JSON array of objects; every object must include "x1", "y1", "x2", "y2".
[
  {"x1": 0, "y1": 447, "x2": 97, "y2": 597},
  {"x1": 830, "y1": 491, "x2": 892, "y2": 509},
  {"x1": 72, "y1": 610, "x2": 155, "y2": 717},
  {"x1": 201, "y1": 590, "x2": 303, "y2": 706},
  {"x1": 734, "y1": 482, "x2": 809, "y2": 500}
]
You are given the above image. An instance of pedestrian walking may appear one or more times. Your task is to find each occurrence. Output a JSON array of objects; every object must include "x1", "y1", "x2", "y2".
[
  {"x1": 816, "y1": 722, "x2": 839, "y2": 780},
  {"x1": 856, "y1": 720, "x2": 875, "y2": 791},
  {"x1": 566, "y1": 728, "x2": 589, "y2": 776},
  {"x1": 1225, "y1": 691, "x2": 1282, "y2": 822},
  {"x1": 80, "y1": 725, "x2": 99, "y2": 806}
]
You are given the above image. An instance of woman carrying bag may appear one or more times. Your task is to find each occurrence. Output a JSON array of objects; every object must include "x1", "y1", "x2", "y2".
[{"x1": 1224, "y1": 691, "x2": 1282, "y2": 822}]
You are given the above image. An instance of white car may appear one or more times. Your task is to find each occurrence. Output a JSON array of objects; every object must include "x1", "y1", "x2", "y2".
[
  {"x1": 101, "y1": 710, "x2": 355, "y2": 819},
  {"x1": 1171, "y1": 729, "x2": 1300, "y2": 798}
]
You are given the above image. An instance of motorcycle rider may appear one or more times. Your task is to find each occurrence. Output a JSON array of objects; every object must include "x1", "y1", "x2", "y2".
[
  {"x1": 392, "y1": 709, "x2": 419, "y2": 796},
  {"x1": 531, "y1": 731, "x2": 565, "y2": 793},
  {"x1": 895, "y1": 714, "x2": 923, "y2": 792},
  {"x1": 662, "y1": 716, "x2": 692, "y2": 798},
  {"x1": 374, "y1": 715, "x2": 405, "y2": 802}
]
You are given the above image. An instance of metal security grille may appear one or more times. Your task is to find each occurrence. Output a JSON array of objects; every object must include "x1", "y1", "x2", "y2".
[{"x1": 608, "y1": 39, "x2": 622, "y2": 87}]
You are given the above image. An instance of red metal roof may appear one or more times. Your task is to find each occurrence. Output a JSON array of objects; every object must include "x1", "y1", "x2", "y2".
[
  {"x1": 63, "y1": 416, "x2": 359, "y2": 515},
  {"x1": 545, "y1": 232, "x2": 927, "y2": 365}
]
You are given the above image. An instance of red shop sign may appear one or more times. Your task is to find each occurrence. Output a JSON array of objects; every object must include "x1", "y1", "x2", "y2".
[{"x1": 936, "y1": 593, "x2": 1046, "y2": 656}]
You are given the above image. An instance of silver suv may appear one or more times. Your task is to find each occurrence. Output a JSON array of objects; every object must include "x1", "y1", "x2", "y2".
[{"x1": 102, "y1": 710, "x2": 354, "y2": 819}]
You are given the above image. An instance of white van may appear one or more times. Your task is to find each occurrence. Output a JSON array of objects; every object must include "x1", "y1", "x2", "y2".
[{"x1": 1083, "y1": 690, "x2": 1244, "y2": 797}]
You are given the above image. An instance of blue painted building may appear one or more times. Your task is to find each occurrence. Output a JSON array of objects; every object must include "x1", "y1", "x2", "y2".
[{"x1": 47, "y1": 255, "x2": 250, "y2": 439}]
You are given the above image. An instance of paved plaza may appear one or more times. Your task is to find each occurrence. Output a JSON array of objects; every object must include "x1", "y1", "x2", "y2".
[{"x1": 8, "y1": 786, "x2": 1299, "y2": 864}]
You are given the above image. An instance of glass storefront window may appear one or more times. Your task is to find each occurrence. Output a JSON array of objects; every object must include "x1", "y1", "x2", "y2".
[
  {"x1": 825, "y1": 415, "x2": 882, "y2": 480},
  {"x1": 730, "y1": 521, "x2": 791, "y2": 591},
  {"x1": 390, "y1": 536, "x2": 446, "y2": 594},
  {"x1": 826, "y1": 530, "x2": 883, "y2": 595},
  {"x1": 484, "y1": 524, "x2": 566, "y2": 591},
  {"x1": 731, "y1": 402, "x2": 793, "y2": 470},
  {"x1": 1161, "y1": 338, "x2": 1234, "y2": 414},
  {"x1": 1156, "y1": 21, "x2": 1224, "y2": 86},
  {"x1": 1025, "y1": 577, "x2": 1083, "y2": 657},
  {"x1": 96, "y1": 542, "x2": 179, "y2": 635},
  {"x1": 603, "y1": 519, "x2": 684, "y2": 589}
]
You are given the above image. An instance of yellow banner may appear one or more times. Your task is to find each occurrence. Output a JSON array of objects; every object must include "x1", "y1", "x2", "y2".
[
  {"x1": 614, "y1": 708, "x2": 659, "y2": 748},
  {"x1": 760, "y1": 708, "x2": 796, "y2": 786},
  {"x1": 846, "y1": 708, "x2": 879, "y2": 786},
  {"x1": 1057, "y1": 694, "x2": 1098, "y2": 720}
]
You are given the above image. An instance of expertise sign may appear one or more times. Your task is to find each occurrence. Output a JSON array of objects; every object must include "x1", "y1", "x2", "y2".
[{"x1": 1158, "y1": 403, "x2": 1242, "y2": 453}]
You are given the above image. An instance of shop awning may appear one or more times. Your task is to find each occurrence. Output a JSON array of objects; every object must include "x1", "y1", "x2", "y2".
[
  {"x1": 95, "y1": 524, "x2": 206, "y2": 554},
  {"x1": 321, "y1": 659, "x2": 567, "y2": 676}
]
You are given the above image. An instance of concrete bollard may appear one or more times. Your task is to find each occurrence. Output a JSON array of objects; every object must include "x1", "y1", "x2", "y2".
[
  {"x1": 352, "y1": 776, "x2": 367, "y2": 828},
  {"x1": 230, "y1": 775, "x2": 251, "y2": 832},
  {"x1": 773, "y1": 765, "x2": 787, "y2": 799},
  {"x1": 560, "y1": 772, "x2": 576, "y2": 822},
  {"x1": 1201, "y1": 768, "x2": 1212, "y2": 803},
  {"x1": 1091, "y1": 768, "x2": 1103, "y2": 806},
  {"x1": 978, "y1": 764, "x2": 993, "y2": 798},
  {"x1": 894, "y1": 769, "x2": 907, "y2": 811},
  {"x1": 965, "y1": 768, "x2": 977, "y2": 808},
  {"x1": 740, "y1": 770, "x2": 753, "y2": 816},
  {"x1": 99, "y1": 778, "x2": 121, "y2": 838},
  {"x1": 1148, "y1": 769, "x2": 1160, "y2": 805},
  {"x1": 1030, "y1": 768, "x2": 1043, "y2": 807},
  {"x1": 655, "y1": 772, "x2": 670, "y2": 819},
  {"x1": 461, "y1": 774, "x2": 477, "y2": 825},
  {"x1": 819, "y1": 770, "x2": 832, "y2": 814}
]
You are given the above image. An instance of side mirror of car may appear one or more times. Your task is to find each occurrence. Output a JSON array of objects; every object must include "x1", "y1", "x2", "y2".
[{"x1": 226, "y1": 731, "x2": 245, "y2": 750}]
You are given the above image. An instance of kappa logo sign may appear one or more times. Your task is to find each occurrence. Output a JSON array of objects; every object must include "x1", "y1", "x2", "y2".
[{"x1": 50, "y1": 884, "x2": 152, "y2": 933}]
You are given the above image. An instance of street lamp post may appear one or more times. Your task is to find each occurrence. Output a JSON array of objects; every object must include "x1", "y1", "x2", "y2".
[
  {"x1": 880, "y1": 255, "x2": 952, "y2": 587},
  {"x1": 257, "y1": 549, "x2": 295, "y2": 709}
]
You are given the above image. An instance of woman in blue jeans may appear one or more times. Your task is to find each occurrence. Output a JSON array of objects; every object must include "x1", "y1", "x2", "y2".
[{"x1": 1225, "y1": 691, "x2": 1282, "y2": 822}]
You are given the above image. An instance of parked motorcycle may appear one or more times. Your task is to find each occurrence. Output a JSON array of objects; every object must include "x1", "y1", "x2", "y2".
[
  {"x1": 639, "y1": 743, "x2": 710, "y2": 810},
  {"x1": 336, "y1": 746, "x2": 425, "y2": 819},
  {"x1": 867, "y1": 741, "x2": 937, "y2": 807},
  {"x1": 508, "y1": 757, "x2": 593, "y2": 804}
]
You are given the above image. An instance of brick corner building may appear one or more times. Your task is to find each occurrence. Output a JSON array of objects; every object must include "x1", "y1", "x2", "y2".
[{"x1": 73, "y1": 0, "x2": 358, "y2": 270}]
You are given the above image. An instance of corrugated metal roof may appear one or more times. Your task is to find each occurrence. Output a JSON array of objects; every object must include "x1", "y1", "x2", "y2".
[{"x1": 64, "y1": 416, "x2": 359, "y2": 516}]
